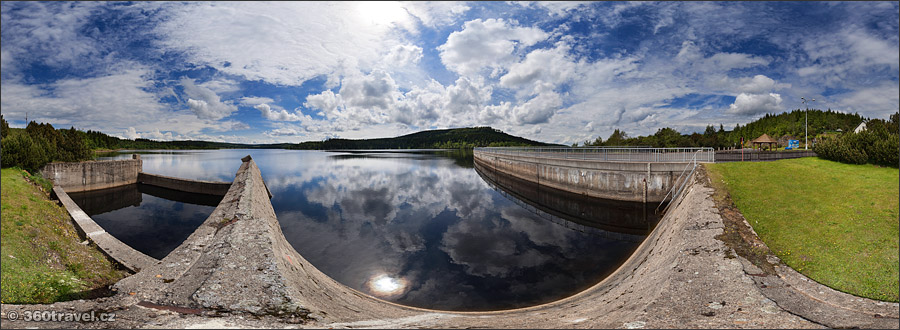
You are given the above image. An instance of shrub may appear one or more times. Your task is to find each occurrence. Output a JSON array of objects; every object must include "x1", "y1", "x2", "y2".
[
  {"x1": 814, "y1": 113, "x2": 899, "y2": 168},
  {"x1": 1, "y1": 133, "x2": 51, "y2": 172}
]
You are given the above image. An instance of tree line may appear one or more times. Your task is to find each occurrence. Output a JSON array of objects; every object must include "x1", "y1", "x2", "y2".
[{"x1": 575, "y1": 109, "x2": 870, "y2": 149}]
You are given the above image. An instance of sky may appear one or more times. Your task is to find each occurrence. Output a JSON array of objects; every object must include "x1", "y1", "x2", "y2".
[{"x1": 1, "y1": 1, "x2": 898, "y2": 145}]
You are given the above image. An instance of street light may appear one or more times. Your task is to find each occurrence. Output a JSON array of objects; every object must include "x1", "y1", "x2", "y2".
[{"x1": 801, "y1": 97, "x2": 815, "y2": 150}]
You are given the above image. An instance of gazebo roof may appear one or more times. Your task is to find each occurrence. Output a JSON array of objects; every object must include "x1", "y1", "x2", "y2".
[{"x1": 751, "y1": 134, "x2": 777, "y2": 143}]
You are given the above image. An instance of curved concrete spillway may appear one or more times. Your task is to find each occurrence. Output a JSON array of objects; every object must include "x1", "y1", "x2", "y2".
[
  {"x1": 9, "y1": 154, "x2": 897, "y2": 328},
  {"x1": 107, "y1": 155, "x2": 795, "y2": 326}
]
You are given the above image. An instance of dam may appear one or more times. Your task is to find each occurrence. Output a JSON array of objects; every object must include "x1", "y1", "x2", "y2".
[
  {"x1": 473, "y1": 147, "x2": 714, "y2": 203},
  {"x1": 15, "y1": 148, "x2": 896, "y2": 328}
]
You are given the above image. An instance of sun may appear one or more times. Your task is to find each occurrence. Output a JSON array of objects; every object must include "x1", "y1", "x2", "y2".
[{"x1": 355, "y1": 1, "x2": 410, "y2": 27}]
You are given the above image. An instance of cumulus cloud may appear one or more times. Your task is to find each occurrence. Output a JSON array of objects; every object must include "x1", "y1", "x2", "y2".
[
  {"x1": 386, "y1": 44, "x2": 423, "y2": 65},
  {"x1": 254, "y1": 103, "x2": 305, "y2": 122},
  {"x1": 180, "y1": 77, "x2": 237, "y2": 120},
  {"x1": 500, "y1": 44, "x2": 577, "y2": 92},
  {"x1": 438, "y1": 18, "x2": 549, "y2": 77},
  {"x1": 728, "y1": 92, "x2": 783, "y2": 115}
]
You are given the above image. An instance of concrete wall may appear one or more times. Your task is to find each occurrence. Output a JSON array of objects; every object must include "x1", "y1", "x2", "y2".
[
  {"x1": 41, "y1": 155, "x2": 142, "y2": 193},
  {"x1": 52, "y1": 186, "x2": 158, "y2": 272},
  {"x1": 474, "y1": 150, "x2": 689, "y2": 203},
  {"x1": 137, "y1": 173, "x2": 232, "y2": 197}
]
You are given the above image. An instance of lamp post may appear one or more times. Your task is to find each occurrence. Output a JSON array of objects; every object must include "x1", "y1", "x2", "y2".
[{"x1": 801, "y1": 97, "x2": 815, "y2": 150}]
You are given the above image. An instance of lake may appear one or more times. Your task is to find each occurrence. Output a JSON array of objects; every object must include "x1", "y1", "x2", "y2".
[{"x1": 78, "y1": 149, "x2": 659, "y2": 311}]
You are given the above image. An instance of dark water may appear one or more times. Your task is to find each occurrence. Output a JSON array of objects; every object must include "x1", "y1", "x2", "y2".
[
  {"x1": 68, "y1": 183, "x2": 221, "y2": 260},
  {"x1": 88, "y1": 149, "x2": 660, "y2": 311}
]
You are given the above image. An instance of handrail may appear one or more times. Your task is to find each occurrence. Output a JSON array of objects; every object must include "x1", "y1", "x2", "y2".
[
  {"x1": 474, "y1": 147, "x2": 715, "y2": 163},
  {"x1": 655, "y1": 150, "x2": 701, "y2": 214}
]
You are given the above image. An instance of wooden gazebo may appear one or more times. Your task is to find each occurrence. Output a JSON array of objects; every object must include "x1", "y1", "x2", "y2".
[{"x1": 751, "y1": 134, "x2": 777, "y2": 150}]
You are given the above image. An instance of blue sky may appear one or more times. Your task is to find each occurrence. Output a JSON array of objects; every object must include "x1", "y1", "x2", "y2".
[{"x1": 2, "y1": 1, "x2": 898, "y2": 145}]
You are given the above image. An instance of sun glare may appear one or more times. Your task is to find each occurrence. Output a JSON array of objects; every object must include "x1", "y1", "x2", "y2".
[
  {"x1": 355, "y1": 1, "x2": 409, "y2": 27},
  {"x1": 366, "y1": 274, "x2": 408, "y2": 296}
]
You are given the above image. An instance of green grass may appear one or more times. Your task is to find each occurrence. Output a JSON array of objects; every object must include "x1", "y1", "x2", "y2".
[
  {"x1": 1, "y1": 168, "x2": 128, "y2": 304},
  {"x1": 706, "y1": 157, "x2": 899, "y2": 302}
]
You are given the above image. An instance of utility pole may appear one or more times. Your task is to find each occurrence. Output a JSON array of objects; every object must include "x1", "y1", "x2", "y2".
[{"x1": 801, "y1": 97, "x2": 815, "y2": 150}]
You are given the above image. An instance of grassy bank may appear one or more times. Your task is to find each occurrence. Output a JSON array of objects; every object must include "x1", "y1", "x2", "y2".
[
  {"x1": 706, "y1": 157, "x2": 898, "y2": 302},
  {"x1": 1, "y1": 168, "x2": 128, "y2": 304}
]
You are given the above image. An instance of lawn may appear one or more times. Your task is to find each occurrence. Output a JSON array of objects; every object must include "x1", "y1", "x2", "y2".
[
  {"x1": 1, "y1": 168, "x2": 127, "y2": 304},
  {"x1": 706, "y1": 157, "x2": 899, "y2": 302}
]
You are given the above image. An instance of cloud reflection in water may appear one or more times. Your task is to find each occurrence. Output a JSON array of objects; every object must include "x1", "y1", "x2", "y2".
[{"x1": 104, "y1": 149, "x2": 650, "y2": 311}]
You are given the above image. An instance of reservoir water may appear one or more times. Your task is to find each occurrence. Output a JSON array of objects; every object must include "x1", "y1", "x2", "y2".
[{"x1": 81, "y1": 149, "x2": 660, "y2": 311}]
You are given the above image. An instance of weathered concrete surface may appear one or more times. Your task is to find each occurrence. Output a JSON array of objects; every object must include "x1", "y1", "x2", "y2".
[
  {"x1": 137, "y1": 173, "x2": 232, "y2": 197},
  {"x1": 474, "y1": 149, "x2": 687, "y2": 203},
  {"x1": 51, "y1": 186, "x2": 158, "y2": 273},
  {"x1": 3, "y1": 157, "x2": 896, "y2": 329},
  {"x1": 41, "y1": 155, "x2": 142, "y2": 193}
]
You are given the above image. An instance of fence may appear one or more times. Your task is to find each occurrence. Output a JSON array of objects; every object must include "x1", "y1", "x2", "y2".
[
  {"x1": 475, "y1": 147, "x2": 715, "y2": 163},
  {"x1": 714, "y1": 150, "x2": 817, "y2": 162}
]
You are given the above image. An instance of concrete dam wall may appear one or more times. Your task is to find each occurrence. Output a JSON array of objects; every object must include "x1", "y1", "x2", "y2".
[
  {"x1": 43, "y1": 155, "x2": 235, "y2": 272},
  {"x1": 41, "y1": 155, "x2": 142, "y2": 193},
  {"x1": 473, "y1": 149, "x2": 688, "y2": 203},
  {"x1": 138, "y1": 173, "x2": 232, "y2": 196}
]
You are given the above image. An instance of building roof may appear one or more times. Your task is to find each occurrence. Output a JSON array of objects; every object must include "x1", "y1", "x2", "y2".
[{"x1": 750, "y1": 133, "x2": 777, "y2": 143}]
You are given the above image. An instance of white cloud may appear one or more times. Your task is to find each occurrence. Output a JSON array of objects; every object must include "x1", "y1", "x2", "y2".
[
  {"x1": 255, "y1": 103, "x2": 305, "y2": 122},
  {"x1": 123, "y1": 127, "x2": 140, "y2": 139},
  {"x1": 0, "y1": 68, "x2": 166, "y2": 130},
  {"x1": 0, "y1": 2, "x2": 104, "y2": 69},
  {"x1": 438, "y1": 19, "x2": 549, "y2": 78},
  {"x1": 738, "y1": 75, "x2": 776, "y2": 94},
  {"x1": 728, "y1": 92, "x2": 783, "y2": 115},
  {"x1": 512, "y1": 89, "x2": 563, "y2": 125},
  {"x1": 180, "y1": 77, "x2": 237, "y2": 120},
  {"x1": 401, "y1": 1, "x2": 470, "y2": 27},
  {"x1": 500, "y1": 44, "x2": 577, "y2": 92},
  {"x1": 152, "y1": 2, "x2": 413, "y2": 86},
  {"x1": 833, "y1": 82, "x2": 900, "y2": 119},
  {"x1": 385, "y1": 44, "x2": 423, "y2": 65}
]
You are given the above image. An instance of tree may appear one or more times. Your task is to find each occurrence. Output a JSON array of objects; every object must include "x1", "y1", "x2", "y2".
[
  {"x1": 1, "y1": 114, "x2": 8, "y2": 139},
  {"x1": 605, "y1": 129, "x2": 628, "y2": 146}
]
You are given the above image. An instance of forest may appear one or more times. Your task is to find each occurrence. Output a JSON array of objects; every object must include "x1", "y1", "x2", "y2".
[{"x1": 576, "y1": 109, "x2": 871, "y2": 149}]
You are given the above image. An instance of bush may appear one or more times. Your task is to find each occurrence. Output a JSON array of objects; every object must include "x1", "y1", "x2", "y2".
[
  {"x1": 1, "y1": 133, "x2": 51, "y2": 172},
  {"x1": 1, "y1": 122, "x2": 94, "y2": 172},
  {"x1": 814, "y1": 113, "x2": 899, "y2": 168}
]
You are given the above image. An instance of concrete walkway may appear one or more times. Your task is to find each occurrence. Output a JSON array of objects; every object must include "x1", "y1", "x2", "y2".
[{"x1": 2, "y1": 158, "x2": 896, "y2": 329}]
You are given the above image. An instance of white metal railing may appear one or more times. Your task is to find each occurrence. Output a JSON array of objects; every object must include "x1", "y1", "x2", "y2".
[
  {"x1": 474, "y1": 147, "x2": 715, "y2": 163},
  {"x1": 655, "y1": 150, "x2": 702, "y2": 214}
]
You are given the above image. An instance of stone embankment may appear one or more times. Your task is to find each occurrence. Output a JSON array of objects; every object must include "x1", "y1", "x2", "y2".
[{"x1": 2, "y1": 156, "x2": 896, "y2": 329}]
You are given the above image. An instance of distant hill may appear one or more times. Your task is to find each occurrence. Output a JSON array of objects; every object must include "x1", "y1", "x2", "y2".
[{"x1": 291, "y1": 126, "x2": 557, "y2": 150}]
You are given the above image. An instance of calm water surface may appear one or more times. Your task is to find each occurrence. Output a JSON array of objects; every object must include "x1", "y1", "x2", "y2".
[{"x1": 86, "y1": 149, "x2": 659, "y2": 311}]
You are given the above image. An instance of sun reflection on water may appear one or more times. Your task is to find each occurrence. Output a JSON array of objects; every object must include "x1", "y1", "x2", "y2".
[{"x1": 366, "y1": 274, "x2": 408, "y2": 297}]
